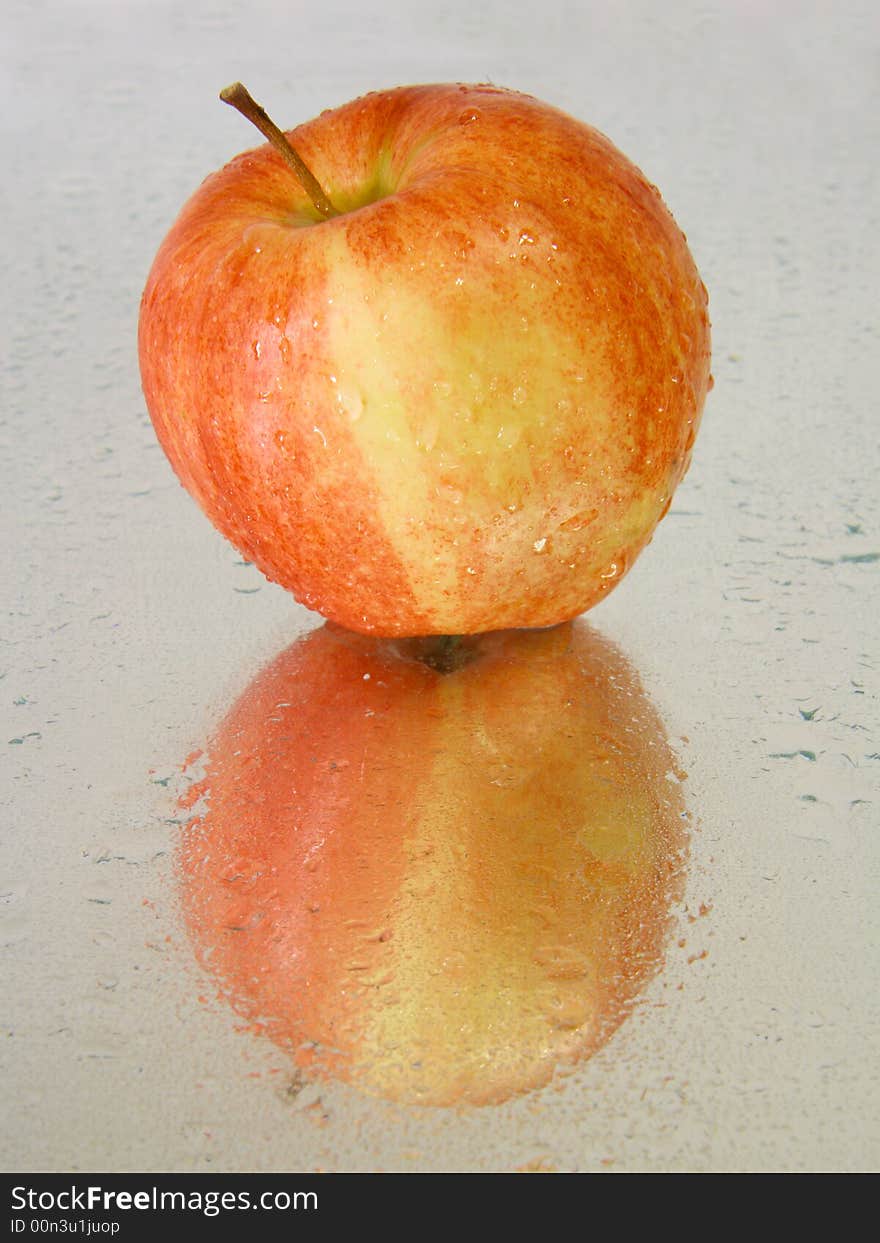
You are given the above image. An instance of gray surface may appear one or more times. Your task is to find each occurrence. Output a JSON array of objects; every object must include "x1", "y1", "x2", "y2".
[{"x1": 3, "y1": 0, "x2": 878, "y2": 1171}]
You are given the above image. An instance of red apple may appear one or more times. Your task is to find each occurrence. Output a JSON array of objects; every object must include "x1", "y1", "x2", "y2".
[
  {"x1": 140, "y1": 83, "x2": 711, "y2": 636},
  {"x1": 179, "y1": 622, "x2": 687, "y2": 1106}
]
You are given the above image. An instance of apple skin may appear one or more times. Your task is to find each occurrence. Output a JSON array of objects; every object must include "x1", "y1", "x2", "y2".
[
  {"x1": 140, "y1": 84, "x2": 711, "y2": 636},
  {"x1": 179, "y1": 621, "x2": 688, "y2": 1106}
]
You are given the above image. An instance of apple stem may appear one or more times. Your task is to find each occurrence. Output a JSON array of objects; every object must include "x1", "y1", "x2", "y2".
[
  {"x1": 220, "y1": 82, "x2": 338, "y2": 219},
  {"x1": 412, "y1": 635, "x2": 474, "y2": 674}
]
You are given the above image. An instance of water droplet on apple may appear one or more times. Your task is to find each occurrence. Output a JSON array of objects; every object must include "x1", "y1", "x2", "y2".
[
  {"x1": 558, "y1": 508, "x2": 595, "y2": 533},
  {"x1": 512, "y1": 386, "x2": 527, "y2": 406},
  {"x1": 518, "y1": 230, "x2": 536, "y2": 245},
  {"x1": 279, "y1": 337, "x2": 292, "y2": 364},
  {"x1": 533, "y1": 538, "x2": 547, "y2": 553},
  {"x1": 252, "y1": 340, "x2": 262, "y2": 361},
  {"x1": 419, "y1": 416, "x2": 439, "y2": 452},
  {"x1": 433, "y1": 380, "x2": 452, "y2": 399},
  {"x1": 458, "y1": 110, "x2": 480, "y2": 125},
  {"x1": 337, "y1": 387, "x2": 363, "y2": 422}
]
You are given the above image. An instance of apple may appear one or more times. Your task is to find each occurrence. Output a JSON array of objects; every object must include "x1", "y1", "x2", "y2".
[
  {"x1": 140, "y1": 83, "x2": 711, "y2": 636},
  {"x1": 179, "y1": 621, "x2": 688, "y2": 1106}
]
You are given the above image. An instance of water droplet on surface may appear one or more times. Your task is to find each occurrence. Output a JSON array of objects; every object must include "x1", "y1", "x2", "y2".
[
  {"x1": 533, "y1": 538, "x2": 547, "y2": 553},
  {"x1": 512, "y1": 386, "x2": 527, "y2": 406}
]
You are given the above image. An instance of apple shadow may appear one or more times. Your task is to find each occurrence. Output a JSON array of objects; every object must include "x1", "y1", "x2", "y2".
[{"x1": 177, "y1": 620, "x2": 689, "y2": 1107}]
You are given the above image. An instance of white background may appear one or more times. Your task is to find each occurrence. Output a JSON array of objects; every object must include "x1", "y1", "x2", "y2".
[{"x1": 2, "y1": 0, "x2": 878, "y2": 1170}]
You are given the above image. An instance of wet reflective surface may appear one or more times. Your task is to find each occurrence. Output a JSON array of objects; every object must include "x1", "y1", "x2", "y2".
[
  {"x1": 180, "y1": 622, "x2": 687, "y2": 1105},
  {"x1": 4, "y1": 0, "x2": 878, "y2": 1172}
]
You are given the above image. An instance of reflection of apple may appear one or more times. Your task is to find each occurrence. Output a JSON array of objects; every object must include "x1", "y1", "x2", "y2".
[
  {"x1": 140, "y1": 83, "x2": 711, "y2": 636},
  {"x1": 179, "y1": 622, "x2": 688, "y2": 1106}
]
